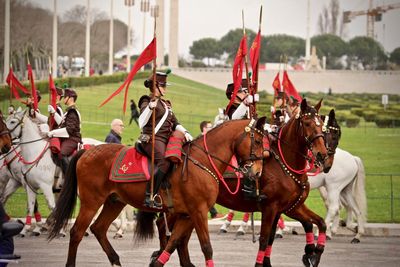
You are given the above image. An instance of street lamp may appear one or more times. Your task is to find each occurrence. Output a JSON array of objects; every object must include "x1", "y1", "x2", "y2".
[
  {"x1": 141, "y1": 0, "x2": 150, "y2": 50},
  {"x1": 124, "y1": 0, "x2": 135, "y2": 72}
]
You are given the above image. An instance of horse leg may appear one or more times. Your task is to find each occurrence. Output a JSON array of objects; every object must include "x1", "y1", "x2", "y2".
[
  {"x1": 90, "y1": 196, "x2": 125, "y2": 266},
  {"x1": 236, "y1": 212, "x2": 250, "y2": 236},
  {"x1": 66, "y1": 200, "x2": 104, "y2": 267},
  {"x1": 341, "y1": 186, "x2": 364, "y2": 243},
  {"x1": 261, "y1": 214, "x2": 280, "y2": 267},
  {"x1": 152, "y1": 215, "x2": 194, "y2": 267},
  {"x1": 287, "y1": 204, "x2": 327, "y2": 267},
  {"x1": 176, "y1": 223, "x2": 195, "y2": 267},
  {"x1": 324, "y1": 189, "x2": 341, "y2": 240},
  {"x1": 24, "y1": 188, "x2": 42, "y2": 237},
  {"x1": 220, "y1": 209, "x2": 234, "y2": 233},
  {"x1": 256, "y1": 208, "x2": 278, "y2": 267}
]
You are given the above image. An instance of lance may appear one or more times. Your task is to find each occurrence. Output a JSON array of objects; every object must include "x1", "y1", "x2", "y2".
[
  {"x1": 241, "y1": 10, "x2": 254, "y2": 118},
  {"x1": 149, "y1": 15, "x2": 157, "y2": 208},
  {"x1": 283, "y1": 54, "x2": 287, "y2": 112},
  {"x1": 9, "y1": 64, "x2": 13, "y2": 105},
  {"x1": 271, "y1": 54, "x2": 283, "y2": 124}
]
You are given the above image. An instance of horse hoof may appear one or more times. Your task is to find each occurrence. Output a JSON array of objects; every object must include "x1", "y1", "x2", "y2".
[
  {"x1": 275, "y1": 233, "x2": 283, "y2": 239},
  {"x1": 339, "y1": 219, "x2": 346, "y2": 227},
  {"x1": 113, "y1": 233, "x2": 123, "y2": 239},
  {"x1": 84, "y1": 231, "x2": 90, "y2": 237},
  {"x1": 18, "y1": 233, "x2": 25, "y2": 238},
  {"x1": 326, "y1": 235, "x2": 332, "y2": 241},
  {"x1": 236, "y1": 230, "x2": 245, "y2": 236},
  {"x1": 32, "y1": 231, "x2": 41, "y2": 237},
  {"x1": 219, "y1": 229, "x2": 227, "y2": 234},
  {"x1": 351, "y1": 238, "x2": 360, "y2": 244},
  {"x1": 292, "y1": 230, "x2": 299, "y2": 235},
  {"x1": 302, "y1": 254, "x2": 318, "y2": 267}
]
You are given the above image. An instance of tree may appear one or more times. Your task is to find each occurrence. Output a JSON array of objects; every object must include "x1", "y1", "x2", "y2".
[
  {"x1": 390, "y1": 47, "x2": 400, "y2": 65},
  {"x1": 62, "y1": 5, "x2": 107, "y2": 25},
  {"x1": 189, "y1": 38, "x2": 221, "y2": 66},
  {"x1": 219, "y1": 28, "x2": 256, "y2": 61},
  {"x1": 263, "y1": 34, "x2": 305, "y2": 62},
  {"x1": 317, "y1": 0, "x2": 345, "y2": 37},
  {"x1": 311, "y1": 34, "x2": 348, "y2": 69},
  {"x1": 348, "y1": 37, "x2": 387, "y2": 70}
]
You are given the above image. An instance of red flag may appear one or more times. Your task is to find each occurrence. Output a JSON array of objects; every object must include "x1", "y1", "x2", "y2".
[
  {"x1": 272, "y1": 72, "x2": 281, "y2": 96},
  {"x1": 226, "y1": 35, "x2": 247, "y2": 114},
  {"x1": 48, "y1": 73, "x2": 57, "y2": 109},
  {"x1": 6, "y1": 67, "x2": 30, "y2": 100},
  {"x1": 249, "y1": 30, "x2": 261, "y2": 86},
  {"x1": 282, "y1": 70, "x2": 302, "y2": 102},
  {"x1": 100, "y1": 37, "x2": 157, "y2": 114},
  {"x1": 27, "y1": 64, "x2": 38, "y2": 110}
]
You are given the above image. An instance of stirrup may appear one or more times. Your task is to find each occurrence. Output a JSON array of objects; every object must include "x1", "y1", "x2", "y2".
[{"x1": 144, "y1": 194, "x2": 163, "y2": 209}]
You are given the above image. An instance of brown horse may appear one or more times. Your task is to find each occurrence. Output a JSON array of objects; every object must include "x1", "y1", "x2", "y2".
[
  {"x1": 47, "y1": 117, "x2": 267, "y2": 267},
  {"x1": 152, "y1": 99, "x2": 333, "y2": 267},
  {"x1": 0, "y1": 110, "x2": 12, "y2": 154}
]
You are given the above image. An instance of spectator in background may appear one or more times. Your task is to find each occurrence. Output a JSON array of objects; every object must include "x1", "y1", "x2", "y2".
[
  {"x1": 105, "y1": 119, "x2": 124, "y2": 144},
  {"x1": 0, "y1": 203, "x2": 23, "y2": 266},
  {"x1": 129, "y1": 99, "x2": 140, "y2": 126},
  {"x1": 199, "y1": 120, "x2": 225, "y2": 220}
]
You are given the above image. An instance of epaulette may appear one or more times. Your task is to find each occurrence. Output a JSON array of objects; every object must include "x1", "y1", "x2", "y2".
[{"x1": 138, "y1": 95, "x2": 151, "y2": 108}]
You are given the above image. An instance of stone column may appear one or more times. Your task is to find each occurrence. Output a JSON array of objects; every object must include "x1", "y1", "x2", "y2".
[{"x1": 169, "y1": 0, "x2": 179, "y2": 69}]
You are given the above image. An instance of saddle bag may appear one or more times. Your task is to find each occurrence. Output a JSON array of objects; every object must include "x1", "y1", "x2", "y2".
[
  {"x1": 49, "y1": 137, "x2": 61, "y2": 154},
  {"x1": 165, "y1": 131, "x2": 185, "y2": 163}
]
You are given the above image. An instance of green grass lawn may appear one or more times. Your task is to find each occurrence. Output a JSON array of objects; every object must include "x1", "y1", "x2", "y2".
[{"x1": 1, "y1": 74, "x2": 399, "y2": 222}]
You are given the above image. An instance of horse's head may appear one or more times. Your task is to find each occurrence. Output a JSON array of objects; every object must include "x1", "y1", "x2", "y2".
[
  {"x1": 322, "y1": 109, "x2": 341, "y2": 157},
  {"x1": 0, "y1": 110, "x2": 12, "y2": 154},
  {"x1": 298, "y1": 99, "x2": 332, "y2": 173},
  {"x1": 234, "y1": 117, "x2": 267, "y2": 179},
  {"x1": 5, "y1": 109, "x2": 27, "y2": 141}
]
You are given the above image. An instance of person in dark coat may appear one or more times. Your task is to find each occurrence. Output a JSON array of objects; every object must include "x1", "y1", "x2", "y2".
[
  {"x1": 105, "y1": 119, "x2": 124, "y2": 144},
  {"x1": 129, "y1": 99, "x2": 140, "y2": 126},
  {"x1": 0, "y1": 203, "x2": 23, "y2": 266}
]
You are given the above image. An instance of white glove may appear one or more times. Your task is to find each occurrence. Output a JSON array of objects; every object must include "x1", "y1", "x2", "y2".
[
  {"x1": 184, "y1": 132, "x2": 193, "y2": 142},
  {"x1": 47, "y1": 131, "x2": 53, "y2": 138},
  {"x1": 148, "y1": 99, "x2": 158, "y2": 109},
  {"x1": 253, "y1": 93, "x2": 259, "y2": 103},
  {"x1": 48, "y1": 105, "x2": 56, "y2": 114},
  {"x1": 243, "y1": 95, "x2": 253, "y2": 106},
  {"x1": 270, "y1": 106, "x2": 275, "y2": 113}
]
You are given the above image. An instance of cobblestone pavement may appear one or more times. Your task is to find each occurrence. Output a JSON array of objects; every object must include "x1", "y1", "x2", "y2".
[{"x1": 11, "y1": 231, "x2": 400, "y2": 267}]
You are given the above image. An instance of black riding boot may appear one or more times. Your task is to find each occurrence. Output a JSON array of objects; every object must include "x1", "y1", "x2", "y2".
[
  {"x1": 144, "y1": 170, "x2": 166, "y2": 208},
  {"x1": 60, "y1": 156, "x2": 70, "y2": 176}
]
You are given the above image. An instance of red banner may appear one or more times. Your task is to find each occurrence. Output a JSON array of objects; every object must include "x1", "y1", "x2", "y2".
[
  {"x1": 100, "y1": 37, "x2": 157, "y2": 114},
  {"x1": 272, "y1": 72, "x2": 281, "y2": 96},
  {"x1": 226, "y1": 35, "x2": 247, "y2": 114},
  {"x1": 6, "y1": 67, "x2": 30, "y2": 100},
  {"x1": 27, "y1": 64, "x2": 38, "y2": 109},
  {"x1": 282, "y1": 70, "x2": 302, "y2": 102},
  {"x1": 249, "y1": 31, "x2": 261, "y2": 87}
]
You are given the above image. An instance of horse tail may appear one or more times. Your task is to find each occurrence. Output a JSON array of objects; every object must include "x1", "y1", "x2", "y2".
[
  {"x1": 133, "y1": 210, "x2": 157, "y2": 243},
  {"x1": 353, "y1": 156, "x2": 367, "y2": 224},
  {"x1": 47, "y1": 149, "x2": 86, "y2": 241}
]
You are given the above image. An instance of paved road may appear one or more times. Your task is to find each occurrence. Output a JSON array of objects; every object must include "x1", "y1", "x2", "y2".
[{"x1": 12, "y1": 231, "x2": 400, "y2": 267}]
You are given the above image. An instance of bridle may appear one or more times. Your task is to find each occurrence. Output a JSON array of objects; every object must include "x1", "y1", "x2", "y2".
[
  {"x1": 322, "y1": 115, "x2": 341, "y2": 156},
  {"x1": 0, "y1": 116, "x2": 12, "y2": 154},
  {"x1": 278, "y1": 110, "x2": 327, "y2": 174},
  {"x1": 185, "y1": 119, "x2": 264, "y2": 195}
]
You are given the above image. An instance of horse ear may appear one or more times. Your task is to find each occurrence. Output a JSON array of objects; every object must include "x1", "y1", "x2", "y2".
[
  {"x1": 300, "y1": 98, "x2": 308, "y2": 113},
  {"x1": 329, "y1": 109, "x2": 335, "y2": 120},
  {"x1": 256, "y1": 116, "x2": 267, "y2": 130},
  {"x1": 314, "y1": 99, "x2": 323, "y2": 112}
]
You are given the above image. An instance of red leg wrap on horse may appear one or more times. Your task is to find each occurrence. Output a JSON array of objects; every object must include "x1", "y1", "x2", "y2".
[
  {"x1": 157, "y1": 251, "x2": 171, "y2": 265},
  {"x1": 25, "y1": 215, "x2": 32, "y2": 225},
  {"x1": 256, "y1": 250, "x2": 265, "y2": 264},
  {"x1": 205, "y1": 259, "x2": 215, "y2": 267},
  {"x1": 264, "y1": 245, "x2": 272, "y2": 257},
  {"x1": 306, "y1": 232, "x2": 314, "y2": 244},
  {"x1": 242, "y1": 212, "x2": 250, "y2": 222},
  {"x1": 34, "y1": 212, "x2": 42, "y2": 222},
  {"x1": 317, "y1": 233, "x2": 326, "y2": 246},
  {"x1": 277, "y1": 216, "x2": 285, "y2": 229},
  {"x1": 227, "y1": 211, "x2": 234, "y2": 222}
]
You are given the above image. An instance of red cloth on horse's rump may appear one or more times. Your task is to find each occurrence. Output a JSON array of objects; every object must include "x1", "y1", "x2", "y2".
[
  {"x1": 223, "y1": 156, "x2": 243, "y2": 179},
  {"x1": 109, "y1": 146, "x2": 150, "y2": 182}
]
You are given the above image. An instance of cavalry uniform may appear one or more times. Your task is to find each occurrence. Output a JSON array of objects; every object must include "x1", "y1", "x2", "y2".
[
  {"x1": 138, "y1": 71, "x2": 192, "y2": 207},
  {"x1": 225, "y1": 79, "x2": 250, "y2": 120}
]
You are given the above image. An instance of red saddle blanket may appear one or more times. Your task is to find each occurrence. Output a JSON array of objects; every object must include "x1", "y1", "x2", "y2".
[{"x1": 109, "y1": 147, "x2": 150, "y2": 183}]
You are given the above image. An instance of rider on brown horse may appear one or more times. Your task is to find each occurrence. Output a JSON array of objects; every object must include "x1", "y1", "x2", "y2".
[{"x1": 138, "y1": 71, "x2": 193, "y2": 207}]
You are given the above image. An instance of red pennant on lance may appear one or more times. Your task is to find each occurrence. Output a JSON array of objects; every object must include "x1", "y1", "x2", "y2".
[
  {"x1": 100, "y1": 37, "x2": 157, "y2": 114},
  {"x1": 226, "y1": 35, "x2": 247, "y2": 114},
  {"x1": 48, "y1": 73, "x2": 57, "y2": 109},
  {"x1": 272, "y1": 72, "x2": 281, "y2": 96},
  {"x1": 249, "y1": 30, "x2": 261, "y2": 86},
  {"x1": 6, "y1": 67, "x2": 30, "y2": 100},
  {"x1": 27, "y1": 64, "x2": 38, "y2": 110},
  {"x1": 282, "y1": 70, "x2": 302, "y2": 102}
]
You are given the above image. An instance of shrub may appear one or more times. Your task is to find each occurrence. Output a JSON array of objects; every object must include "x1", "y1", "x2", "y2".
[
  {"x1": 346, "y1": 115, "x2": 360, "y2": 128},
  {"x1": 351, "y1": 107, "x2": 363, "y2": 117},
  {"x1": 375, "y1": 115, "x2": 400, "y2": 128},
  {"x1": 362, "y1": 110, "x2": 377, "y2": 122}
]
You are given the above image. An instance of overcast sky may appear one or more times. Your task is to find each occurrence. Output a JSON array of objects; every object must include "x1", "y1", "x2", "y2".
[{"x1": 30, "y1": 0, "x2": 400, "y2": 57}]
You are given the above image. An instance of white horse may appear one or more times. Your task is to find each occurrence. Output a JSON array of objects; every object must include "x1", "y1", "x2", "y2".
[
  {"x1": 4, "y1": 110, "x2": 59, "y2": 236},
  {"x1": 308, "y1": 147, "x2": 367, "y2": 243}
]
